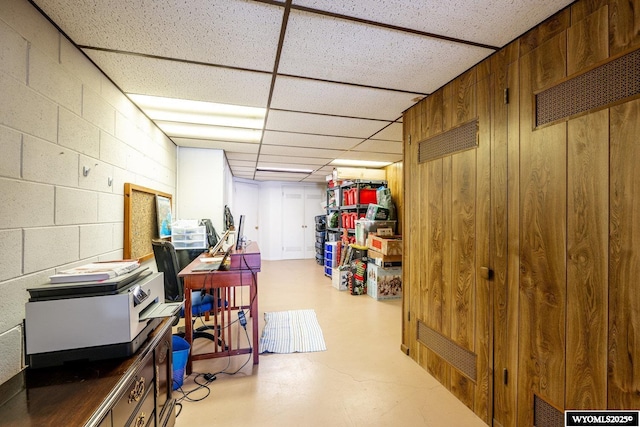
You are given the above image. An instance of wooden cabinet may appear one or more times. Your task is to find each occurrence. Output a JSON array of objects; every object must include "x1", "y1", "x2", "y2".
[{"x1": 0, "y1": 318, "x2": 175, "y2": 427}]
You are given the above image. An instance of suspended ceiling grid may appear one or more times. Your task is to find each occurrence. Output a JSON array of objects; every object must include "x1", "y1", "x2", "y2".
[{"x1": 31, "y1": 0, "x2": 574, "y2": 182}]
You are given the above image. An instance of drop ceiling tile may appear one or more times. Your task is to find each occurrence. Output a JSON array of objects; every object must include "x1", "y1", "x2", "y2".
[
  {"x1": 233, "y1": 172, "x2": 255, "y2": 179},
  {"x1": 338, "y1": 151, "x2": 402, "y2": 163},
  {"x1": 171, "y1": 138, "x2": 259, "y2": 153},
  {"x1": 293, "y1": 0, "x2": 573, "y2": 48},
  {"x1": 262, "y1": 131, "x2": 361, "y2": 150},
  {"x1": 279, "y1": 10, "x2": 493, "y2": 93},
  {"x1": 266, "y1": 110, "x2": 388, "y2": 138},
  {"x1": 35, "y1": 0, "x2": 284, "y2": 71},
  {"x1": 228, "y1": 159, "x2": 257, "y2": 167},
  {"x1": 84, "y1": 50, "x2": 271, "y2": 108},
  {"x1": 352, "y1": 139, "x2": 403, "y2": 155},
  {"x1": 370, "y1": 122, "x2": 403, "y2": 142},
  {"x1": 302, "y1": 174, "x2": 328, "y2": 183},
  {"x1": 271, "y1": 76, "x2": 421, "y2": 120},
  {"x1": 254, "y1": 171, "x2": 310, "y2": 181},
  {"x1": 226, "y1": 153, "x2": 258, "y2": 162},
  {"x1": 257, "y1": 155, "x2": 332, "y2": 166},
  {"x1": 259, "y1": 144, "x2": 345, "y2": 159},
  {"x1": 231, "y1": 166, "x2": 256, "y2": 173}
]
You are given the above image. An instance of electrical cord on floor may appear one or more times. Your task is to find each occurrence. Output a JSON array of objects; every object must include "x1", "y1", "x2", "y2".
[{"x1": 173, "y1": 371, "x2": 217, "y2": 418}]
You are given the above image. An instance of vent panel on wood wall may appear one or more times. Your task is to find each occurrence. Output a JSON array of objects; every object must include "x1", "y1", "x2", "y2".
[
  {"x1": 533, "y1": 394, "x2": 564, "y2": 427},
  {"x1": 536, "y1": 48, "x2": 640, "y2": 126},
  {"x1": 418, "y1": 119, "x2": 478, "y2": 163},
  {"x1": 417, "y1": 320, "x2": 477, "y2": 381}
]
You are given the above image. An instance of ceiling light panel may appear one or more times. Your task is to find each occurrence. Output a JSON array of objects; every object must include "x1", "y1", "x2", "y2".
[
  {"x1": 279, "y1": 10, "x2": 493, "y2": 93},
  {"x1": 266, "y1": 110, "x2": 389, "y2": 138},
  {"x1": 129, "y1": 94, "x2": 266, "y2": 129},
  {"x1": 84, "y1": 50, "x2": 272, "y2": 108},
  {"x1": 271, "y1": 76, "x2": 422, "y2": 121},
  {"x1": 157, "y1": 122, "x2": 262, "y2": 143},
  {"x1": 35, "y1": 0, "x2": 284, "y2": 71},
  {"x1": 292, "y1": 0, "x2": 574, "y2": 47},
  {"x1": 262, "y1": 131, "x2": 361, "y2": 150},
  {"x1": 258, "y1": 162, "x2": 320, "y2": 172}
]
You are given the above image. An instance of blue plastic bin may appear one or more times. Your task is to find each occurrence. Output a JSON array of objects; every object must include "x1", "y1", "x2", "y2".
[{"x1": 172, "y1": 335, "x2": 190, "y2": 390}]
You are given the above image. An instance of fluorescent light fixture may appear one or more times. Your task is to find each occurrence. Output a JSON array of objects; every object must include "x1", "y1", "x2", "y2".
[
  {"x1": 128, "y1": 94, "x2": 266, "y2": 128},
  {"x1": 331, "y1": 159, "x2": 392, "y2": 168},
  {"x1": 256, "y1": 166, "x2": 313, "y2": 174},
  {"x1": 156, "y1": 121, "x2": 262, "y2": 143}
]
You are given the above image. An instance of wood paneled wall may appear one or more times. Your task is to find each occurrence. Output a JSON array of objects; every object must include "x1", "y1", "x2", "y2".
[{"x1": 402, "y1": 1, "x2": 640, "y2": 425}]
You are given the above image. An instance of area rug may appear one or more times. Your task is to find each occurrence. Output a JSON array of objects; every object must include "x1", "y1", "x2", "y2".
[{"x1": 259, "y1": 309, "x2": 327, "y2": 354}]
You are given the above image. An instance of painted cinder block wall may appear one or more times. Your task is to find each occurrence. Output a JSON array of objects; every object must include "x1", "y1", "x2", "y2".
[{"x1": 0, "y1": 0, "x2": 177, "y2": 385}]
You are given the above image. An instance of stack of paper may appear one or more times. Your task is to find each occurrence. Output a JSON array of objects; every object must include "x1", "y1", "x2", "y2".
[{"x1": 49, "y1": 260, "x2": 140, "y2": 283}]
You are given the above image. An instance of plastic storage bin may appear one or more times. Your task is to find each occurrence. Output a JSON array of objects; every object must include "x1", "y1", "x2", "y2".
[
  {"x1": 172, "y1": 223, "x2": 207, "y2": 249},
  {"x1": 172, "y1": 335, "x2": 190, "y2": 390}
]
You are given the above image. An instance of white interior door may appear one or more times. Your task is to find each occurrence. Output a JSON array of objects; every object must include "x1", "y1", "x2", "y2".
[{"x1": 282, "y1": 186, "x2": 306, "y2": 259}]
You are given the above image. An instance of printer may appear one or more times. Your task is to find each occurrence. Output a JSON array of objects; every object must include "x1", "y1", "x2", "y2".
[{"x1": 25, "y1": 270, "x2": 181, "y2": 368}]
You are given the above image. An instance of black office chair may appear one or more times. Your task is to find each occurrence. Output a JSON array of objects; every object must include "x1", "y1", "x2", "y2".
[{"x1": 152, "y1": 240, "x2": 224, "y2": 346}]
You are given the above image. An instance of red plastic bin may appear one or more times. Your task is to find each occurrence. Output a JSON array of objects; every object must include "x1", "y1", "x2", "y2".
[{"x1": 358, "y1": 189, "x2": 377, "y2": 205}]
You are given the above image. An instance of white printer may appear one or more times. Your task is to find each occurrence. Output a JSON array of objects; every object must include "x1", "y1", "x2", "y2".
[{"x1": 25, "y1": 270, "x2": 181, "y2": 368}]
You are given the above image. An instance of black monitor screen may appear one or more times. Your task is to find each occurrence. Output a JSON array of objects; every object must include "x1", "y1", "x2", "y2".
[{"x1": 235, "y1": 214, "x2": 245, "y2": 250}]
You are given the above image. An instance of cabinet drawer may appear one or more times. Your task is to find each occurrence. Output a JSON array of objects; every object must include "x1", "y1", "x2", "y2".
[
  {"x1": 127, "y1": 388, "x2": 155, "y2": 427},
  {"x1": 112, "y1": 353, "x2": 155, "y2": 425}
]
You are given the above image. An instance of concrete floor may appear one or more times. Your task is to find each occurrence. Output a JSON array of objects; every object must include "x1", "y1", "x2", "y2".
[{"x1": 174, "y1": 259, "x2": 487, "y2": 427}]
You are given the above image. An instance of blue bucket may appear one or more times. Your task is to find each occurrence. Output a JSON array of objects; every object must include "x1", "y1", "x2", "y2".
[{"x1": 172, "y1": 335, "x2": 190, "y2": 390}]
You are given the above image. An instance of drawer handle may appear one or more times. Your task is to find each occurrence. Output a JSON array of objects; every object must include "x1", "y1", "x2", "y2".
[
  {"x1": 128, "y1": 377, "x2": 145, "y2": 404},
  {"x1": 134, "y1": 412, "x2": 146, "y2": 427}
]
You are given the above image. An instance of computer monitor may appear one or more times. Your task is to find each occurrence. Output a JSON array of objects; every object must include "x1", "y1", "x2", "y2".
[{"x1": 235, "y1": 214, "x2": 245, "y2": 250}]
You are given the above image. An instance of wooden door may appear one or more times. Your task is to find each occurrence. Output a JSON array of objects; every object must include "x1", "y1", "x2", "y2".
[{"x1": 403, "y1": 66, "x2": 492, "y2": 424}]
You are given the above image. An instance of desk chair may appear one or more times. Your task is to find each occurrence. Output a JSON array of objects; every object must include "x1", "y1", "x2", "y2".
[{"x1": 152, "y1": 240, "x2": 226, "y2": 347}]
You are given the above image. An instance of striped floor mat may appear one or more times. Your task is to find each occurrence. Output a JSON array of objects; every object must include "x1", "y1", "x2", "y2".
[{"x1": 259, "y1": 309, "x2": 327, "y2": 354}]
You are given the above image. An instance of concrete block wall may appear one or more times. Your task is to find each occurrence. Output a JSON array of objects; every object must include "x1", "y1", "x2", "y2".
[{"x1": 0, "y1": 0, "x2": 177, "y2": 386}]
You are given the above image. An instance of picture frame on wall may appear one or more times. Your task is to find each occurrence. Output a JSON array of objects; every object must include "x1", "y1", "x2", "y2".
[{"x1": 156, "y1": 194, "x2": 172, "y2": 239}]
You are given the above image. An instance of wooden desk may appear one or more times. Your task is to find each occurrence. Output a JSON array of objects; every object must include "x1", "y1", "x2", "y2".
[
  {"x1": 178, "y1": 242, "x2": 261, "y2": 374},
  {"x1": 0, "y1": 318, "x2": 175, "y2": 427}
]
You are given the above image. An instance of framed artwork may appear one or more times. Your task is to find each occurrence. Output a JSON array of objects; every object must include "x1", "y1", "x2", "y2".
[{"x1": 156, "y1": 194, "x2": 173, "y2": 239}]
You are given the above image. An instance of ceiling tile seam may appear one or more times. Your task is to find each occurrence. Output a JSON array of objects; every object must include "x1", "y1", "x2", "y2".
[
  {"x1": 290, "y1": 4, "x2": 501, "y2": 51},
  {"x1": 268, "y1": 108, "x2": 398, "y2": 123},
  {"x1": 253, "y1": 0, "x2": 293, "y2": 180},
  {"x1": 79, "y1": 48, "x2": 430, "y2": 97},
  {"x1": 276, "y1": 72, "x2": 429, "y2": 96},
  {"x1": 79, "y1": 46, "x2": 274, "y2": 76}
]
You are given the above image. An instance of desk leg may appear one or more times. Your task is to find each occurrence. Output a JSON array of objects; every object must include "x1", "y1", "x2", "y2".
[
  {"x1": 251, "y1": 273, "x2": 259, "y2": 364},
  {"x1": 183, "y1": 283, "x2": 193, "y2": 375}
]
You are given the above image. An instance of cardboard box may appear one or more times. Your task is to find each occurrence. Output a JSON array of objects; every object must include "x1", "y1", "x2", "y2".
[
  {"x1": 354, "y1": 219, "x2": 397, "y2": 246},
  {"x1": 367, "y1": 249, "x2": 402, "y2": 267},
  {"x1": 367, "y1": 262, "x2": 402, "y2": 300},
  {"x1": 366, "y1": 235, "x2": 402, "y2": 256},
  {"x1": 331, "y1": 267, "x2": 349, "y2": 291}
]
